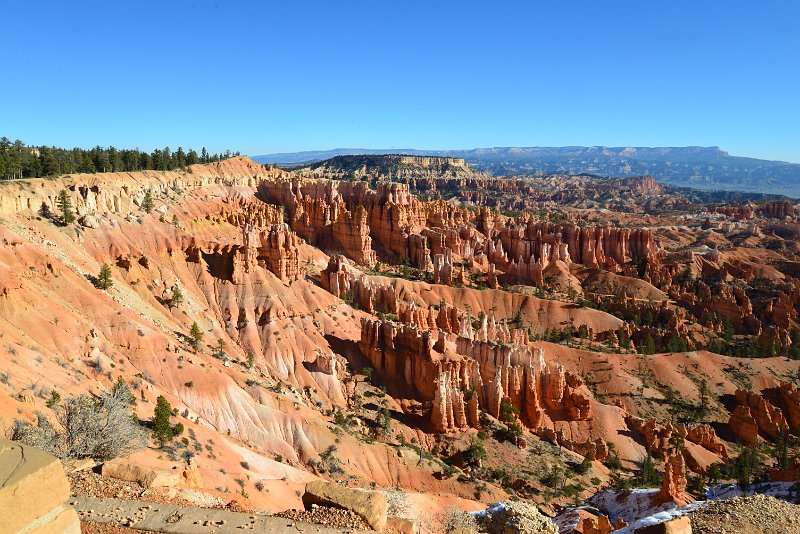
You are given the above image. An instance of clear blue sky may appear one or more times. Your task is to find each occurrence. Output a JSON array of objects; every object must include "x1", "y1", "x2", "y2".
[{"x1": 3, "y1": 1, "x2": 799, "y2": 162}]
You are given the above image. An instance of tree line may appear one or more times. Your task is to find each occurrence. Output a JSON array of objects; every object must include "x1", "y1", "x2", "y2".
[{"x1": 0, "y1": 137, "x2": 241, "y2": 180}]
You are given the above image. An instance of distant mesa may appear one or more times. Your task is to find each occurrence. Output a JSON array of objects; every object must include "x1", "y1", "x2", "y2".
[
  {"x1": 298, "y1": 153, "x2": 479, "y2": 181},
  {"x1": 253, "y1": 146, "x2": 800, "y2": 197}
]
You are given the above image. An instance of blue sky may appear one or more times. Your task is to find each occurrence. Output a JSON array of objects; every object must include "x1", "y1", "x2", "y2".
[{"x1": 2, "y1": 1, "x2": 799, "y2": 162}]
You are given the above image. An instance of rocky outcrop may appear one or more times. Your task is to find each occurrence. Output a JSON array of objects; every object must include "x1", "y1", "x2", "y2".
[
  {"x1": 728, "y1": 406, "x2": 760, "y2": 445},
  {"x1": 359, "y1": 317, "x2": 596, "y2": 457},
  {"x1": 0, "y1": 438, "x2": 81, "y2": 534},
  {"x1": 190, "y1": 222, "x2": 302, "y2": 284},
  {"x1": 580, "y1": 515, "x2": 627, "y2": 534},
  {"x1": 656, "y1": 451, "x2": 691, "y2": 506},
  {"x1": 432, "y1": 248, "x2": 453, "y2": 285},
  {"x1": 261, "y1": 223, "x2": 302, "y2": 282},
  {"x1": 761, "y1": 200, "x2": 796, "y2": 219},
  {"x1": 775, "y1": 382, "x2": 800, "y2": 429},
  {"x1": 500, "y1": 220, "x2": 660, "y2": 277},
  {"x1": 539, "y1": 428, "x2": 610, "y2": 462},
  {"x1": 101, "y1": 459, "x2": 181, "y2": 488},
  {"x1": 728, "y1": 389, "x2": 789, "y2": 443},
  {"x1": 266, "y1": 172, "x2": 664, "y2": 294},
  {"x1": 181, "y1": 458, "x2": 204, "y2": 488},
  {"x1": 302, "y1": 480, "x2": 388, "y2": 531},
  {"x1": 719, "y1": 200, "x2": 797, "y2": 220},
  {"x1": 627, "y1": 417, "x2": 728, "y2": 460},
  {"x1": 258, "y1": 178, "x2": 380, "y2": 265}
]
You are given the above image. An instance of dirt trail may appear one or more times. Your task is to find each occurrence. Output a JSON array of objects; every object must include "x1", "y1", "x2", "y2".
[{"x1": 71, "y1": 496, "x2": 376, "y2": 534}]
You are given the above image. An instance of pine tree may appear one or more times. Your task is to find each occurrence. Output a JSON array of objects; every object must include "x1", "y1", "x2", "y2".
[
  {"x1": 578, "y1": 451, "x2": 594, "y2": 474},
  {"x1": 96, "y1": 263, "x2": 113, "y2": 290},
  {"x1": 189, "y1": 322, "x2": 203, "y2": 351},
  {"x1": 142, "y1": 189, "x2": 154, "y2": 213},
  {"x1": 56, "y1": 189, "x2": 75, "y2": 224},
  {"x1": 639, "y1": 448, "x2": 658, "y2": 486},
  {"x1": 640, "y1": 334, "x2": 657, "y2": 355},
  {"x1": 169, "y1": 286, "x2": 184, "y2": 308},
  {"x1": 733, "y1": 443, "x2": 762, "y2": 493},
  {"x1": 152, "y1": 395, "x2": 175, "y2": 448},
  {"x1": 775, "y1": 429, "x2": 789, "y2": 473}
]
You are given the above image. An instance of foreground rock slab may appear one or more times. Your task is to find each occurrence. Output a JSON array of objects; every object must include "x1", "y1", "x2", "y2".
[
  {"x1": 72, "y1": 495, "x2": 376, "y2": 533},
  {"x1": 0, "y1": 438, "x2": 81, "y2": 534},
  {"x1": 303, "y1": 480, "x2": 389, "y2": 531}
]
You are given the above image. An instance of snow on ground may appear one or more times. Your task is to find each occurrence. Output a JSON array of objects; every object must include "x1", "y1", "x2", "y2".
[
  {"x1": 469, "y1": 502, "x2": 506, "y2": 519},
  {"x1": 707, "y1": 481, "x2": 800, "y2": 501},
  {"x1": 552, "y1": 506, "x2": 604, "y2": 533},
  {"x1": 615, "y1": 501, "x2": 703, "y2": 534},
  {"x1": 589, "y1": 489, "x2": 671, "y2": 525}
]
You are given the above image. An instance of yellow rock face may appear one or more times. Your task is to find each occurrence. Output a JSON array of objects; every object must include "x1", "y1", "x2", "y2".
[{"x1": 0, "y1": 438, "x2": 79, "y2": 534}]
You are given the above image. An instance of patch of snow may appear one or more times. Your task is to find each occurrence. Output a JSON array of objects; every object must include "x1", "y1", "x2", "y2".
[
  {"x1": 615, "y1": 501, "x2": 704, "y2": 534},
  {"x1": 706, "y1": 481, "x2": 800, "y2": 501},
  {"x1": 552, "y1": 506, "x2": 603, "y2": 533},
  {"x1": 589, "y1": 488, "x2": 667, "y2": 524},
  {"x1": 470, "y1": 502, "x2": 505, "y2": 519}
]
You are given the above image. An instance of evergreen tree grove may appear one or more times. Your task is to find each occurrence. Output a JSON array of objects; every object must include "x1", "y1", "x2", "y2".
[{"x1": 0, "y1": 137, "x2": 238, "y2": 180}]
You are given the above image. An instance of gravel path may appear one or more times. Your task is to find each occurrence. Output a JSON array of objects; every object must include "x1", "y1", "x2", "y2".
[
  {"x1": 690, "y1": 494, "x2": 800, "y2": 534},
  {"x1": 82, "y1": 521, "x2": 142, "y2": 533},
  {"x1": 277, "y1": 505, "x2": 371, "y2": 531},
  {"x1": 72, "y1": 496, "x2": 376, "y2": 534}
]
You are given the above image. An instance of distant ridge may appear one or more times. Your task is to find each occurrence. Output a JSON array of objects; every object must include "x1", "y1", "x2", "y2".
[
  {"x1": 300, "y1": 153, "x2": 481, "y2": 181},
  {"x1": 252, "y1": 146, "x2": 800, "y2": 197}
]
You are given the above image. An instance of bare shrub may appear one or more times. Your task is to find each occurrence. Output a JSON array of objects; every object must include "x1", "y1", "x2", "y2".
[
  {"x1": 440, "y1": 507, "x2": 478, "y2": 533},
  {"x1": 385, "y1": 489, "x2": 411, "y2": 518},
  {"x1": 10, "y1": 386, "x2": 144, "y2": 461}
]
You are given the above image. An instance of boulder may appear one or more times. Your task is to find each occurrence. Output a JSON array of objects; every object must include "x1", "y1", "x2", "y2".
[
  {"x1": 180, "y1": 458, "x2": 203, "y2": 488},
  {"x1": 0, "y1": 438, "x2": 81, "y2": 534},
  {"x1": 79, "y1": 214, "x2": 99, "y2": 228},
  {"x1": 580, "y1": 514, "x2": 627, "y2": 534},
  {"x1": 633, "y1": 516, "x2": 692, "y2": 534},
  {"x1": 728, "y1": 405, "x2": 759, "y2": 445},
  {"x1": 302, "y1": 480, "x2": 388, "y2": 531},
  {"x1": 17, "y1": 389, "x2": 36, "y2": 403},
  {"x1": 480, "y1": 501, "x2": 558, "y2": 533},
  {"x1": 63, "y1": 457, "x2": 97, "y2": 473},
  {"x1": 387, "y1": 515, "x2": 417, "y2": 534},
  {"x1": 101, "y1": 459, "x2": 180, "y2": 488}
]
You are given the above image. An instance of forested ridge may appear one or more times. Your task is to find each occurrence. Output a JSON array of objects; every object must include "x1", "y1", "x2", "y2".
[{"x1": 0, "y1": 137, "x2": 240, "y2": 180}]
